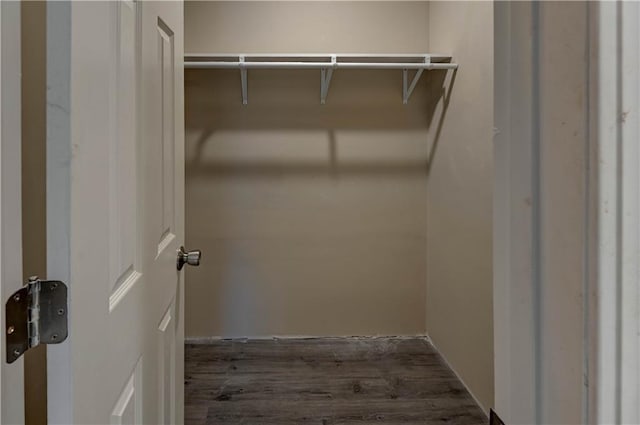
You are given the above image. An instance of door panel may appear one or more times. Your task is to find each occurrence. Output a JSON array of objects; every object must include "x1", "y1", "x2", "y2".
[
  {"x1": 158, "y1": 301, "x2": 176, "y2": 425},
  {"x1": 109, "y1": 0, "x2": 141, "y2": 311},
  {"x1": 157, "y1": 17, "x2": 177, "y2": 255},
  {"x1": 46, "y1": 1, "x2": 184, "y2": 424},
  {"x1": 110, "y1": 360, "x2": 142, "y2": 425}
]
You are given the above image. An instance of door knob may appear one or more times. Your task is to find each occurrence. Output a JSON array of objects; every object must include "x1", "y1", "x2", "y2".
[{"x1": 177, "y1": 246, "x2": 201, "y2": 271}]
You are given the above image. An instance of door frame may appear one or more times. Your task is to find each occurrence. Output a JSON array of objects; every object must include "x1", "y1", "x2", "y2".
[
  {"x1": 0, "y1": 1, "x2": 25, "y2": 423},
  {"x1": 591, "y1": 2, "x2": 640, "y2": 423},
  {"x1": 494, "y1": 1, "x2": 640, "y2": 424},
  {"x1": 6, "y1": 1, "x2": 638, "y2": 423},
  {"x1": 493, "y1": 2, "x2": 540, "y2": 422},
  {"x1": 493, "y1": 2, "x2": 595, "y2": 423}
]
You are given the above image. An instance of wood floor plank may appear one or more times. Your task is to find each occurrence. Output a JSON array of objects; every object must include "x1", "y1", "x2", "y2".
[{"x1": 185, "y1": 337, "x2": 488, "y2": 425}]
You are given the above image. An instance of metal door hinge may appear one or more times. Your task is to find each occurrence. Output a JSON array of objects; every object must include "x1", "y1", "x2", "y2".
[{"x1": 5, "y1": 276, "x2": 68, "y2": 364}]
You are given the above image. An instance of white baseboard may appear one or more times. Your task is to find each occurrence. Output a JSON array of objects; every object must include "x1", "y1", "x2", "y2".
[{"x1": 185, "y1": 334, "x2": 429, "y2": 344}]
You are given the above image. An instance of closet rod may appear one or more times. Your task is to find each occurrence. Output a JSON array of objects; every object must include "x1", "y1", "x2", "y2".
[{"x1": 184, "y1": 61, "x2": 457, "y2": 70}]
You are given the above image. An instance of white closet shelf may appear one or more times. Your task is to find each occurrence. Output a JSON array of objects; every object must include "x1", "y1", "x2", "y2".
[{"x1": 184, "y1": 53, "x2": 457, "y2": 105}]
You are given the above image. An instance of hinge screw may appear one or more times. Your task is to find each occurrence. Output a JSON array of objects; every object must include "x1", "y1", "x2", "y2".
[
  {"x1": 57, "y1": 308, "x2": 65, "y2": 316},
  {"x1": 13, "y1": 349, "x2": 20, "y2": 357},
  {"x1": 51, "y1": 334, "x2": 58, "y2": 341},
  {"x1": 13, "y1": 294, "x2": 20, "y2": 302},
  {"x1": 7, "y1": 326, "x2": 14, "y2": 335}
]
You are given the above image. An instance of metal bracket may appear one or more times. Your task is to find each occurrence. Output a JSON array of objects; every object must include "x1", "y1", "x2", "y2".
[
  {"x1": 320, "y1": 55, "x2": 337, "y2": 104},
  {"x1": 403, "y1": 55, "x2": 430, "y2": 104},
  {"x1": 239, "y1": 55, "x2": 248, "y2": 105},
  {"x1": 5, "y1": 276, "x2": 68, "y2": 364}
]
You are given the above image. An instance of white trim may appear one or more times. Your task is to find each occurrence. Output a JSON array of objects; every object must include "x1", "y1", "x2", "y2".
[
  {"x1": 185, "y1": 334, "x2": 430, "y2": 344},
  {"x1": 494, "y1": 3, "x2": 640, "y2": 424},
  {"x1": 493, "y1": 3, "x2": 538, "y2": 423},
  {"x1": 593, "y1": 2, "x2": 640, "y2": 423},
  {"x1": 494, "y1": 2, "x2": 594, "y2": 422},
  {"x1": 0, "y1": 1, "x2": 25, "y2": 423}
]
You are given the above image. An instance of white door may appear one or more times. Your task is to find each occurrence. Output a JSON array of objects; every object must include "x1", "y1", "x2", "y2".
[
  {"x1": 46, "y1": 1, "x2": 186, "y2": 424},
  {"x1": 0, "y1": 1, "x2": 25, "y2": 424}
]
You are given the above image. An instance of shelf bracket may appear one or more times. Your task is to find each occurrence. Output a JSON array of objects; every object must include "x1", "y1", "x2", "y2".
[
  {"x1": 320, "y1": 55, "x2": 337, "y2": 104},
  {"x1": 402, "y1": 55, "x2": 430, "y2": 104},
  {"x1": 239, "y1": 55, "x2": 248, "y2": 105}
]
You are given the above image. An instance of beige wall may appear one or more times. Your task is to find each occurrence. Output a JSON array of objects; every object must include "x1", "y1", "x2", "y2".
[
  {"x1": 184, "y1": 1, "x2": 435, "y2": 337},
  {"x1": 425, "y1": 1, "x2": 494, "y2": 411},
  {"x1": 185, "y1": 1, "x2": 430, "y2": 54}
]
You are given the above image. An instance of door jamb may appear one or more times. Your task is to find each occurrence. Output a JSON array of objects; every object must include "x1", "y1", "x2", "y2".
[
  {"x1": 591, "y1": 2, "x2": 640, "y2": 423},
  {"x1": 0, "y1": 1, "x2": 25, "y2": 423},
  {"x1": 494, "y1": 2, "x2": 640, "y2": 424}
]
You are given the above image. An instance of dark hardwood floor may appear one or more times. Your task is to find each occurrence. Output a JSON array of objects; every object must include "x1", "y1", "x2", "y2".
[{"x1": 185, "y1": 337, "x2": 488, "y2": 425}]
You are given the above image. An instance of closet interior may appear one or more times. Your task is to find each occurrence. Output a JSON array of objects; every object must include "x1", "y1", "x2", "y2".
[{"x1": 183, "y1": 2, "x2": 493, "y2": 423}]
